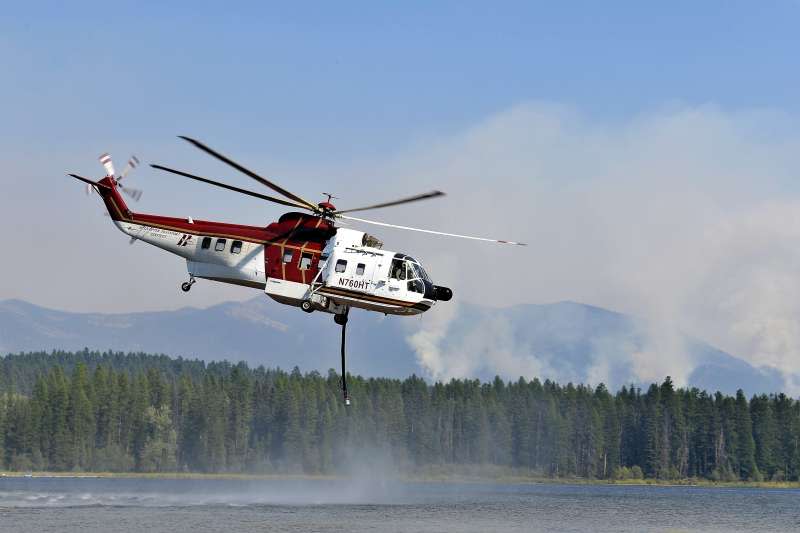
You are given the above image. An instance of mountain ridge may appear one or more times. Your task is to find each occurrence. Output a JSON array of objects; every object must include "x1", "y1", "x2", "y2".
[{"x1": 0, "y1": 297, "x2": 789, "y2": 395}]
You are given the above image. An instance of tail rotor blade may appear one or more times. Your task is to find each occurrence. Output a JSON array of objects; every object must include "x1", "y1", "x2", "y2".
[
  {"x1": 119, "y1": 184, "x2": 143, "y2": 201},
  {"x1": 99, "y1": 153, "x2": 115, "y2": 177},
  {"x1": 119, "y1": 155, "x2": 140, "y2": 181}
]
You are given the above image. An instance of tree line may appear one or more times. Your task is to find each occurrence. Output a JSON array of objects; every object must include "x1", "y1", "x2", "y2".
[{"x1": 1, "y1": 350, "x2": 798, "y2": 481}]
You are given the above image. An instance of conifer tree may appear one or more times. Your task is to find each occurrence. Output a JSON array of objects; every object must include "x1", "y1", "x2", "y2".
[
  {"x1": 733, "y1": 390, "x2": 757, "y2": 480},
  {"x1": 2, "y1": 350, "x2": 800, "y2": 481}
]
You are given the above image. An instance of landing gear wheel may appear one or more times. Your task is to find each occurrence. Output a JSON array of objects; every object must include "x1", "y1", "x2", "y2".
[
  {"x1": 181, "y1": 282, "x2": 192, "y2": 292},
  {"x1": 301, "y1": 300, "x2": 314, "y2": 313}
]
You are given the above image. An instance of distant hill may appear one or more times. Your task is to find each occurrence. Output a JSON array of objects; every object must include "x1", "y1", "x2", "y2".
[
  {"x1": 0, "y1": 297, "x2": 788, "y2": 395},
  {"x1": 0, "y1": 298, "x2": 417, "y2": 378}
]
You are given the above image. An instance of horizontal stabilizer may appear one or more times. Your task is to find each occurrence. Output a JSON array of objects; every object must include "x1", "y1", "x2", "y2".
[{"x1": 67, "y1": 173, "x2": 111, "y2": 190}]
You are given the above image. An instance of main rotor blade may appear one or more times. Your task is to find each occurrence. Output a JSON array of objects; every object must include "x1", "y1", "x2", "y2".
[
  {"x1": 151, "y1": 164, "x2": 312, "y2": 210},
  {"x1": 178, "y1": 136, "x2": 318, "y2": 210},
  {"x1": 339, "y1": 215, "x2": 527, "y2": 246},
  {"x1": 336, "y1": 190, "x2": 445, "y2": 214}
]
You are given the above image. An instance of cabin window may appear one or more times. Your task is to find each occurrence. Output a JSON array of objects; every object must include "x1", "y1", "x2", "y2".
[
  {"x1": 201, "y1": 237, "x2": 212, "y2": 250},
  {"x1": 231, "y1": 241, "x2": 242, "y2": 254},
  {"x1": 335, "y1": 259, "x2": 347, "y2": 273},
  {"x1": 356, "y1": 263, "x2": 366, "y2": 276},
  {"x1": 283, "y1": 250, "x2": 294, "y2": 263},
  {"x1": 299, "y1": 252, "x2": 313, "y2": 270},
  {"x1": 408, "y1": 279, "x2": 425, "y2": 294},
  {"x1": 215, "y1": 238, "x2": 227, "y2": 252}
]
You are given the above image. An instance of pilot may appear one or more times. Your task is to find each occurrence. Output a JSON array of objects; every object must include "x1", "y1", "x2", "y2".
[{"x1": 391, "y1": 263, "x2": 406, "y2": 280}]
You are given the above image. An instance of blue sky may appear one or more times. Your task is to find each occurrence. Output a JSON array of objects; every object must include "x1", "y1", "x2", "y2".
[{"x1": 2, "y1": 1, "x2": 798, "y2": 159}]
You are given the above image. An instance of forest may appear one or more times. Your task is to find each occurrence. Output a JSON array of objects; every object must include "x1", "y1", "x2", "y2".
[{"x1": 1, "y1": 349, "x2": 798, "y2": 481}]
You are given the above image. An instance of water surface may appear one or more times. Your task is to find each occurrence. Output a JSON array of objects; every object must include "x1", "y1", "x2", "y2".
[{"x1": 0, "y1": 477, "x2": 796, "y2": 532}]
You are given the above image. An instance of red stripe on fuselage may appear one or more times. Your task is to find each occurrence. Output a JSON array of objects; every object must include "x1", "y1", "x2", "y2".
[{"x1": 97, "y1": 176, "x2": 329, "y2": 250}]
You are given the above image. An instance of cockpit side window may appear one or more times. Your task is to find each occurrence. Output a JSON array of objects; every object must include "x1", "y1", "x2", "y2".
[{"x1": 390, "y1": 258, "x2": 406, "y2": 280}]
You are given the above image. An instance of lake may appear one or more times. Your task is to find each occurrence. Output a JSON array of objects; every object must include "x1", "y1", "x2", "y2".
[{"x1": 0, "y1": 477, "x2": 797, "y2": 532}]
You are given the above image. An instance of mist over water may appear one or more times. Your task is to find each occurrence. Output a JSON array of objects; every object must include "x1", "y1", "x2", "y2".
[{"x1": 0, "y1": 477, "x2": 410, "y2": 508}]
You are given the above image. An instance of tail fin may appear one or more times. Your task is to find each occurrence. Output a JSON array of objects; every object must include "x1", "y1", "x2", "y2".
[{"x1": 68, "y1": 174, "x2": 132, "y2": 221}]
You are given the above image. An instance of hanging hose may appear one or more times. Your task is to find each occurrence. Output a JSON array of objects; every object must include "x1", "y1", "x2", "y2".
[{"x1": 340, "y1": 319, "x2": 351, "y2": 406}]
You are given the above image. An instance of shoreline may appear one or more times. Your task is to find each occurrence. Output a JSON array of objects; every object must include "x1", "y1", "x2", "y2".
[{"x1": 2, "y1": 471, "x2": 798, "y2": 489}]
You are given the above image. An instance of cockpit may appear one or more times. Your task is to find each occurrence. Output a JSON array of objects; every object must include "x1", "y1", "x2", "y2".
[{"x1": 389, "y1": 254, "x2": 432, "y2": 295}]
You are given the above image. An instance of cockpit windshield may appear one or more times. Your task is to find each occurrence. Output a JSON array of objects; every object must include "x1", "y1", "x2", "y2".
[{"x1": 405, "y1": 257, "x2": 431, "y2": 282}]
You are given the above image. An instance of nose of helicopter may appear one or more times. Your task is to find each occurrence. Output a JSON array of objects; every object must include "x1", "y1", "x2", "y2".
[
  {"x1": 433, "y1": 285, "x2": 453, "y2": 301},
  {"x1": 424, "y1": 280, "x2": 453, "y2": 302}
]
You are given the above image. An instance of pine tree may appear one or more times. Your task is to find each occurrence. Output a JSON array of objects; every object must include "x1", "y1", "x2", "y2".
[
  {"x1": 643, "y1": 384, "x2": 662, "y2": 478},
  {"x1": 751, "y1": 394, "x2": 776, "y2": 480},
  {"x1": 139, "y1": 405, "x2": 177, "y2": 472},
  {"x1": 733, "y1": 390, "x2": 757, "y2": 480},
  {"x1": 226, "y1": 363, "x2": 252, "y2": 471},
  {"x1": 68, "y1": 363, "x2": 95, "y2": 470},
  {"x1": 0, "y1": 393, "x2": 6, "y2": 468},
  {"x1": 283, "y1": 379, "x2": 304, "y2": 471},
  {"x1": 47, "y1": 367, "x2": 71, "y2": 470},
  {"x1": 596, "y1": 384, "x2": 620, "y2": 479}
]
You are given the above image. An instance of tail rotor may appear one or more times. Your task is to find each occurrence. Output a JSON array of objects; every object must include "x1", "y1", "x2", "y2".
[
  {"x1": 99, "y1": 152, "x2": 115, "y2": 177},
  {"x1": 119, "y1": 155, "x2": 140, "y2": 180},
  {"x1": 97, "y1": 153, "x2": 143, "y2": 201}
]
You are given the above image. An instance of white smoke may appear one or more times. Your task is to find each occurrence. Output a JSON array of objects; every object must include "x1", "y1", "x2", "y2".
[
  {"x1": 407, "y1": 302, "x2": 555, "y2": 382},
  {"x1": 382, "y1": 103, "x2": 800, "y2": 390}
]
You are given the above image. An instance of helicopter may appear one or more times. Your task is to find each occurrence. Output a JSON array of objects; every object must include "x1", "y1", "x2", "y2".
[{"x1": 68, "y1": 136, "x2": 525, "y2": 404}]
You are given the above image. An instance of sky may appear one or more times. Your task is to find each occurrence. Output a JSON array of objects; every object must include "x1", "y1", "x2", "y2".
[{"x1": 3, "y1": 1, "x2": 800, "y2": 387}]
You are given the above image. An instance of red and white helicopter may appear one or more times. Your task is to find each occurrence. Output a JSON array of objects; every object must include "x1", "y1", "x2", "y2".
[{"x1": 69, "y1": 137, "x2": 525, "y2": 404}]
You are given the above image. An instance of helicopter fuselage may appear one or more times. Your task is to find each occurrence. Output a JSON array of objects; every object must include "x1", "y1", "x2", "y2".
[{"x1": 97, "y1": 176, "x2": 449, "y2": 316}]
